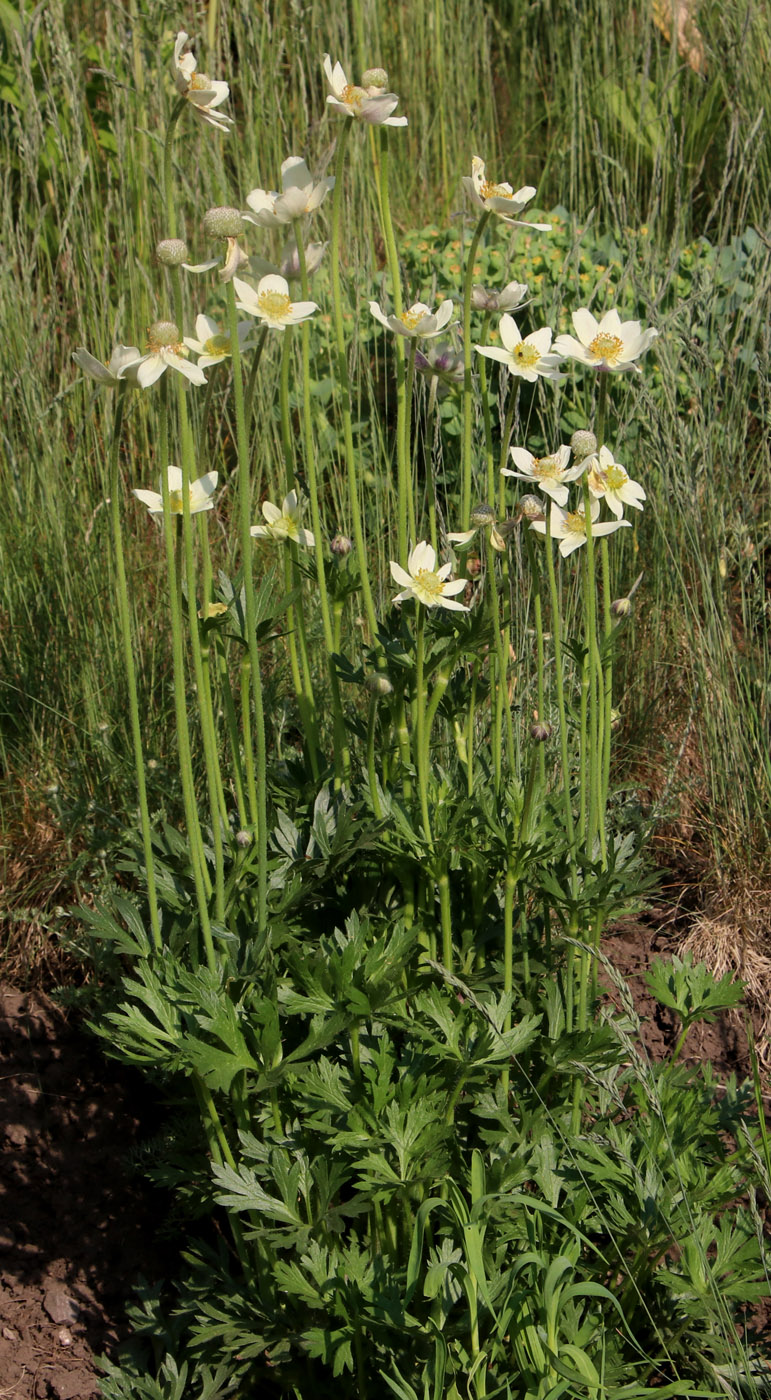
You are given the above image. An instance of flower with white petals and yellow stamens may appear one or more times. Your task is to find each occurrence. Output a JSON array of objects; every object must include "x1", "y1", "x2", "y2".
[
  {"x1": 250, "y1": 491, "x2": 315, "y2": 547},
  {"x1": 233, "y1": 274, "x2": 317, "y2": 331},
  {"x1": 323, "y1": 55, "x2": 408, "y2": 126},
  {"x1": 134, "y1": 466, "x2": 218, "y2": 517},
  {"x1": 72, "y1": 344, "x2": 142, "y2": 387},
  {"x1": 586, "y1": 445, "x2": 646, "y2": 518},
  {"x1": 501, "y1": 444, "x2": 584, "y2": 507},
  {"x1": 369, "y1": 299, "x2": 456, "y2": 340},
  {"x1": 476, "y1": 316, "x2": 564, "y2": 383},
  {"x1": 554, "y1": 307, "x2": 658, "y2": 373},
  {"x1": 172, "y1": 31, "x2": 233, "y2": 132},
  {"x1": 244, "y1": 157, "x2": 335, "y2": 229},
  {"x1": 126, "y1": 321, "x2": 207, "y2": 389},
  {"x1": 183, "y1": 314, "x2": 257, "y2": 369},
  {"x1": 390, "y1": 541, "x2": 469, "y2": 611},
  {"x1": 530, "y1": 499, "x2": 632, "y2": 557},
  {"x1": 462, "y1": 157, "x2": 551, "y2": 230}
]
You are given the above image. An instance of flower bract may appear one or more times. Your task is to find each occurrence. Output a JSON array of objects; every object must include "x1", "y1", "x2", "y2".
[
  {"x1": 172, "y1": 32, "x2": 234, "y2": 132},
  {"x1": 390, "y1": 541, "x2": 469, "y2": 610},
  {"x1": 233, "y1": 274, "x2": 317, "y2": 330},
  {"x1": 369, "y1": 299, "x2": 456, "y2": 340},
  {"x1": 462, "y1": 158, "x2": 551, "y2": 229},
  {"x1": 476, "y1": 316, "x2": 564, "y2": 383},
  {"x1": 244, "y1": 157, "x2": 334, "y2": 228},
  {"x1": 501, "y1": 444, "x2": 584, "y2": 507},
  {"x1": 586, "y1": 445, "x2": 646, "y2": 517},
  {"x1": 134, "y1": 466, "x2": 218, "y2": 516},
  {"x1": 554, "y1": 307, "x2": 658, "y2": 373},
  {"x1": 323, "y1": 55, "x2": 407, "y2": 126},
  {"x1": 250, "y1": 491, "x2": 315, "y2": 547},
  {"x1": 530, "y1": 499, "x2": 632, "y2": 556}
]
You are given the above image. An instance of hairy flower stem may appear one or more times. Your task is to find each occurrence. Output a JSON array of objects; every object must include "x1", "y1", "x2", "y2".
[
  {"x1": 461, "y1": 212, "x2": 490, "y2": 529},
  {"x1": 330, "y1": 124, "x2": 379, "y2": 641},
  {"x1": 108, "y1": 387, "x2": 161, "y2": 951},
  {"x1": 375, "y1": 132, "x2": 411, "y2": 566},
  {"x1": 162, "y1": 98, "x2": 186, "y2": 238},
  {"x1": 366, "y1": 695, "x2": 384, "y2": 820},
  {"x1": 594, "y1": 373, "x2": 613, "y2": 846},
  {"x1": 279, "y1": 328, "x2": 320, "y2": 780},
  {"x1": 217, "y1": 641, "x2": 248, "y2": 830},
  {"x1": 581, "y1": 474, "x2": 605, "y2": 867},
  {"x1": 414, "y1": 607, "x2": 433, "y2": 852},
  {"x1": 294, "y1": 222, "x2": 349, "y2": 783},
  {"x1": 225, "y1": 279, "x2": 268, "y2": 935},
  {"x1": 543, "y1": 513, "x2": 576, "y2": 860},
  {"x1": 524, "y1": 529, "x2": 547, "y2": 787}
]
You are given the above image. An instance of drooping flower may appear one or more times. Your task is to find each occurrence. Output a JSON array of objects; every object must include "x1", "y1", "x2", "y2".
[
  {"x1": 448, "y1": 503, "x2": 507, "y2": 552},
  {"x1": 476, "y1": 316, "x2": 564, "y2": 383},
  {"x1": 414, "y1": 342, "x2": 465, "y2": 393},
  {"x1": 172, "y1": 31, "x2": 234, "y2": 132},
  {"x1": 470, "y1": 280, "x2": 530, "y2": 313},
  {"x1": 233, "y1": 274, "x2": 317, "y2": 330},
  {"x1": 125, "y1": 321, "x2": 207, "y2": 389},
  {"x1": 390, "y1": 541, "x2": 469, "y2": 611},
  {"x1": 462, "y1": 157, "x2": 551, "y2": 230},
  {"x1": 554, "y1": 307, "x2": 658, "y2": 373},
  {"x1": 72, "y1": 344, "x2": 142, "y2": 387},
  {"x1": 323, "y1": 55, "x2": 408, "y2": 126},
  {"x1": 586, "y1": 445, "x2": 646, "y2": 518},
  {"x1": 183, "y1": 314, "x2": 257, "y2": 369},
  {"x1": 133, "y1": 466, "x2": 218, "y2": 516},
  {"x1": 369, "y1": 299, "x2": 456, "y2": 340},
  {"x1": 250, "y1": 491, "x2": 315, "y2": 547},
  {"x1": 243, "y1": 157, "x2": 335, "y2": 229},
  {"x1": 501, "y1": 444, "x2": 584, "y2": 507},
  {"x1": 530, "y1": 499, "x2": 632, "y2": 557},
  {"x1": 249, "y1": 240, "x2": 327, "y2": 284}
]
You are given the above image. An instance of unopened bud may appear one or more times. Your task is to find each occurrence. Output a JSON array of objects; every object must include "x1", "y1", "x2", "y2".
[
  {"x1": 147, "y1": 319, "x2": 181, "y2": 346},
  {"x1": 519, "y1": 494, "x2": 544, "y2": 520},
  {"x1": 203, "y1": 206, "x2": 244, "y2": 239},
  {"x1": 610, "y1": 707, "x2": 621, "y2": 730},
  {"x1": 570, "y1": 429, "x2": 597, "y2": 463},
  {"x1": 366, "y1": 672, "x2": 394, "y2": 697},
  {"x1": 611, "y1": 596, "x2": 632, "y2": 618},
  {"x1": 236, "y1": 829, "x2": 252, "y2": 848},
  {"x1": 362, "y1": 67, "x2": 388, "y2": 89},
  {"x1": 466, "y1": 557, "x2": 482, "y2": 578},
  {"x1": 470, "y1": 502, "x2": 496, "y2": 528},
  {"x1": 530, "y1": 719, "x2": 553, "y2": 742},
  {"x1": 330, "y1": 534, "x2": 353, "y2": 557},
  {"x1": 155, "y1": 238, "x2": 190, "y2": 266}
]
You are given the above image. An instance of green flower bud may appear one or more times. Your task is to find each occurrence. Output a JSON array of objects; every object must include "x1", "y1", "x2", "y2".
[
  {"x1": 155, "y1": 238, "x2": 190, "y2": 266},
  {"x1": 570, "y1": 428, "x2": 598, "y2": 463},
  {"x1": 203, "y1": 206, "x2": 244, "y2": 239}
]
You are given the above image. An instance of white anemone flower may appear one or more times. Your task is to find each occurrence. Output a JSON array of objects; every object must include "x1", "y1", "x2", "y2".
[
  {"x1": 243, "y1": 157, "x2": 334, "y2": 229},
  {"x1": 369, "y1": 299, "x2": 456, "y2": 340},
  {"x1": 233, "y1": 274, "x2": 317, "y2": 330},
  {"x1": 323, "y1": 55, "x2": 407, "y2": 126},
  {"x1": 390, "y1": 541, "x2": 469, "y2": 611},
  {"x1": 462, "y1": 158, "x2": 551, "y2": 230},
  {"x1": 530, "y1": 499, "x2": 632, "y2": 557},
  {"x1": 183, "y1": 314, "x2": 257, "y2": 369},
  {"x1": 134, "y1": 466, "x2": 218, "y2": 517},
  {"x1": 172, "y1": 31, "x2": 233, "y2": 132},
  {"x1": 125, "y1": 321, "x2": 207, "y2": 389},
  {"x1": 250, "y1": 491, "x2": 315, "y2": 547},
  {"x1": 586, "y1": 445, "x2": 646, "y2": 518},
  {"x1": 471, "y1": 280, "x2": 530, "y2": 313},
  {"x1": 476, "y1": 316, "x2": 564, "y2": 383},
  {"x1": 554, "y1": 307, "x2": 658, "y2": 373},
  {"x1": 501, "y1": 444, "x2": 584, "y2": 507},
  {"x1": 72, "y1": 344, "x2": 142, "y2": 387}
]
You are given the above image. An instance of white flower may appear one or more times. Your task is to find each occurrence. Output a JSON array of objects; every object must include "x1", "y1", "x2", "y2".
[
  {"x1": 501, "y1": 444, "x2": 584, "y2": 507},
  {"x1": 476, "y1": 316, "x2": 564, "y2": 383},
  {"x1": 586, "y1": 445, "x2": 646, "y2": 518},
  {"x1": 462, "y1": 158, "x2": 551, "y2": 230},
  {"x1": 172, "y1": 31, "x2": 233, "y2": 132},
  {"x1": 250, "y1": 491, "x2": 315, "y2": 547},
  {"x1": 530, "y1": 499, "x2": 632, "y2": 557},
  {"x1": 183, "y1": 314, "x2": 257, "y2": 368},
  {"x1": 134, "y1": 466, "x2": 218, "y2": 517},
  {"x1": 243, "y1": 157, "x2": 334, "y2": 229},
  {"x1": 233, "y1": 274, "x2": 317, "y2": 330},
  {"x1": 390, "y1": 541, "x2": 469, "y2": 611},
  {"x1": 72, "y1": 344, "x2": 142, "y2": 387},
  {"x1": 471, "y1": 280, "x2": 530, "y2": 313},
  {"x1": 554, "y1": 307, "x2": 658, "y2": 373},
  {"x1": 323, "y1": 55, "x2": 407, "y2": 126},
  {"x1": 124, "y1": 321, "x2": 207, "y2": 389},
  {"x1": 369, "y1": 299, "x2": 456, "y2": 340}
]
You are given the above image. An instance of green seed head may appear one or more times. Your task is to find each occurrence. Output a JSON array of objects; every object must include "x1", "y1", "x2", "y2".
[
  {"x1": 155, "y1": 237, "x2": 189, "y2": 266},
  {"x1": 147, "y1": 320, "x2": 181, "y2": 347},
  {"x1": 470, "y1": 503, "x2": 496, "y2": 528},
  {"x1": 203, "y1": 206, "x2": 244, "y2": 239},
  {"x1": 362, "y1": 67, "x2": 388, "y2": 89},
  {"x1": 570, "y1": 429, "x2": 597, "y2": 462}
]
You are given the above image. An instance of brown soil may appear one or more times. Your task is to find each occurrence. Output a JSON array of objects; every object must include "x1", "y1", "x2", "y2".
[
  {"x1": 0, "y1": 986, "x2": 168, "y2": 1399},
  {"x1": 0, "y1": 913, "x2": 765, "y2": 1397}
]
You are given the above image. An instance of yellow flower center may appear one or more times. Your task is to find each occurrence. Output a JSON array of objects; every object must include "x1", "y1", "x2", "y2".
[
  {"x1": 168, "y1": 487, "x2": 195, "y2": 515},
  {"x1": 588, "y1": 332, "x2": 624, "y2": 364},
  {"x1": 258, "y1": 289, "x2": 292, "y2": 319},
  {"x1": 604, "y1": 464, "x2": 627, "y2": 491},
  {"x1": 532, "y1": 454, "x2": 561, "y2": 480},
  {"x1": 147, "y1": 336, "x2": 185, "y2": 356},
  {"x1": 480, "y1": 179, "x2": 513, "y2": 200},
  {"x1": 414, "y1": 568, "x2": 444, "y2": 600},
  {"x1": 513, "y1": 343, "x2": 541, "y2": 369},
  {"x1": 190, "y1": 72, "x2": 211, "y2": 91},
  {"x1": 401, "y1": 307, "x2": 425, "y2": 330},
  {"x1": 341, "y1": 83, "x2": 366, "y2": 110},
  {"x1": 565, "y1": 509, "x2": 588, "y2": 536},
  {"x1": 203, "y1": 334, "x2": 231, "y2": 356}
]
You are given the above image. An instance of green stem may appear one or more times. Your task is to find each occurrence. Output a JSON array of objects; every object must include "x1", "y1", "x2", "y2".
[
  {"x1": 414, "y1": 606, "x2": 432, "y2": 850},
  {"x1": 543, "y1": 511, "x2": 576, "y2": 854},
  {"x1": 163, "y1": 98, "x2": 187, "y2": 238},
  {"x1": 376, "y1": 131, "x2": 410, "y2": 567},
  {"x1": 461, "y1": 213, "x2": 490, "y2": 528},
  {"x1": 279, "y1": 327, "x2": 319, "y2": 778}
]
